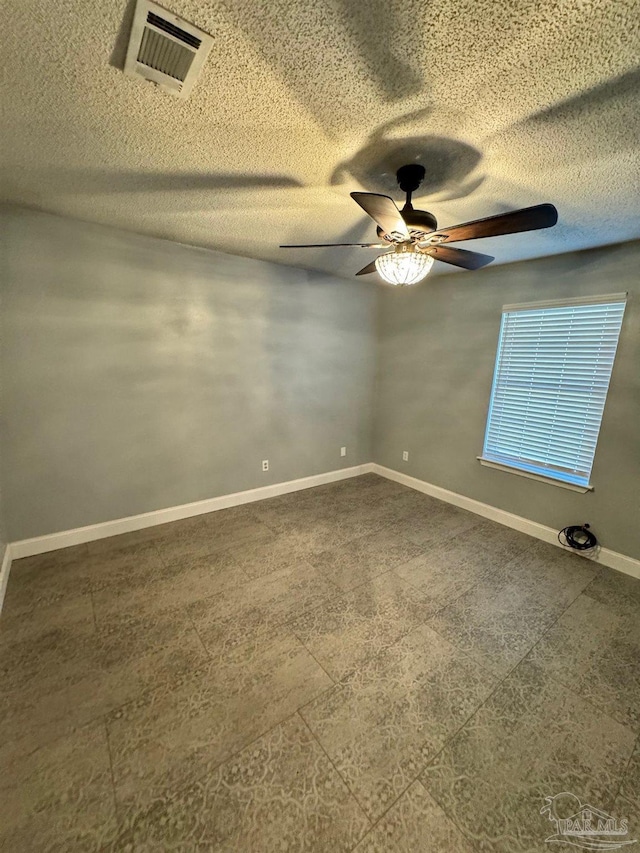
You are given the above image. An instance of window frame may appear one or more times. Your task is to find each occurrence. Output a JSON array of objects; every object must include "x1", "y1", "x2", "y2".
[{"x1": 478, "y1": 293, "x2": 627, "y2": 493}]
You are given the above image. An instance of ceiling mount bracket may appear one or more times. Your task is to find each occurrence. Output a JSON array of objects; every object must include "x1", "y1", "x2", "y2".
[{"x1": 396, "y1": 164, "x2": 426, "y2": 194}]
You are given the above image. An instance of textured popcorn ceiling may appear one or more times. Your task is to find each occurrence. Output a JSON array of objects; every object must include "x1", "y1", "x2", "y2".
[{"x1": 1, "y1": 0, "x2": 639, "y2": 279}]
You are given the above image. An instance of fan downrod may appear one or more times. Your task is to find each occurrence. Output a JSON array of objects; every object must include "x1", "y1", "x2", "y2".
[{"x1": 386, "y1": 163, "x2": 437, "y2": 236}]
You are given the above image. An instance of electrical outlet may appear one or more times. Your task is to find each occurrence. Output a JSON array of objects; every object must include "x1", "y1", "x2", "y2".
[
  {"x1": 340, "y1": 446, "x2": 347, "y2": 457},
  {"x1": 402, "y1": 451, "x2": 409, "y2": 462},
  {"x1": 262, "y1": 460, "x2": 269, "y2": 472}
]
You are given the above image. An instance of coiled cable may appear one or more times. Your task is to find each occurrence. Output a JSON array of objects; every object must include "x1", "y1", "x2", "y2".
[{"x1": 558, "y1": 523, "x2": 598, "y2": 551}]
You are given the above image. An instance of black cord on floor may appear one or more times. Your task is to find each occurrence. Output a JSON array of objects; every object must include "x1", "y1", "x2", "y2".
[{"x1": 558, "y1": 523, "x2": 598, "y2": 551}]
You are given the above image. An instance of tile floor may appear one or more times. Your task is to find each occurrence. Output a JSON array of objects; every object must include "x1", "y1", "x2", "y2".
[{"x1": 1, "y1": 473, "x2": 638, "y2": 851}]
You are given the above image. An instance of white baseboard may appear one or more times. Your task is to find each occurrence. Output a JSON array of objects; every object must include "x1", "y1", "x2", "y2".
[
  {"x1": 372, "y1": 464, "x2": 640, "y2": 581},
  {"x1": 9, "y1": 464, "x2": 375, "y2": 560},
  {"x1": 5, "y1": 460, "x2": 638, "y2": 612},
  {"x1": 0, "y1": 544, "x2": 13, "y2": 615}
]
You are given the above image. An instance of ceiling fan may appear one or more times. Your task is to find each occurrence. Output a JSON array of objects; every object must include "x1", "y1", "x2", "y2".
[{"x1": 280, "y1": 164, "x2": 558, "y2": 286}]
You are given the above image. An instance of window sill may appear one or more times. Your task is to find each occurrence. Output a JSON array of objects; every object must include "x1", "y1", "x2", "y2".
[{"x1": 477, "y1": 457, "x2": 593, "y2": 493}]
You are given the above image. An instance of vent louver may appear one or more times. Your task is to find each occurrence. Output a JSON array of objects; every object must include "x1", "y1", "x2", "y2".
[
  {"x1": 146, "y1": 12, "x2": 202, "y2": 48},
  {"x1": 137, "y1": 26, "x2": 195, "y2": 81},
  {"x1": 124, "y1": 0, "x2": 213, "y2": 98}
]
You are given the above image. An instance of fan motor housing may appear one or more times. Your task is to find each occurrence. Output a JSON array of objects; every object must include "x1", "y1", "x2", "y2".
[
  {"x1": 403, "y1": 207, "x2": 438, "y2": 232},
  {"x1": 377, "y1": 207, "x2": 438, "y2": 241}
]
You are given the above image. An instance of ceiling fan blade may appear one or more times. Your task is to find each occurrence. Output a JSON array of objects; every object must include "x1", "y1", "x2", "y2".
[
  {"x1": 350, "y1": 192, "x2": 410, "y2": 240},
  {"x1": 355, "y1": 261, "x2": 378, "y2": 276},
  {"x1": 420, "y1": 203, "x2": 558, "y2": 245},
  {"x1": 280, "y1": 242, "x2": 387, "y2": 248},
  {"x1": 424, "y1": 245, "x2": 494, "y2": 270}
]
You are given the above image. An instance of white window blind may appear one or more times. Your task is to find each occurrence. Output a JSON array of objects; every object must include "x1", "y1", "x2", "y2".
[{"x1": 481, "y1": 294, "x2": 627, "y2": 489}]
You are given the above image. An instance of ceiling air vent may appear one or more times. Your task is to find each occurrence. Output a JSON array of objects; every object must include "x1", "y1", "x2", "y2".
[{"x1": 124, "y1": 0, "x2": 213, "y2": 99}]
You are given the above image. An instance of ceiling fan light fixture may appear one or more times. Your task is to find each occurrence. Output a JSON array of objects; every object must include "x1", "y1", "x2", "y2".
[{"x1": 374, "y1": 245, "x2": 434, "y2": 286}]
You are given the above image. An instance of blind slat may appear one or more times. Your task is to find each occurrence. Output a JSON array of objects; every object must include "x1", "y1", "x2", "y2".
[
  {"x1": 485, "y1": 422, "x2": 602, "y2": 443},
  {"x1": 482, "y1": 298, "x2": 626, "y2": 487},
  {"x1": 488, "y1": 440, "x2": 598, "y2": 457}
]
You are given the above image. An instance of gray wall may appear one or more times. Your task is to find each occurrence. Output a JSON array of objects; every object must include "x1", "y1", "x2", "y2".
[
  {"x1": 374, "y1": 240, "x2": 640, "y2": 561},
  {"x1": 1, "y1": 207, "x2": 638, "y2": 559},
  {"x1": 0, "y1": 208, "x2": 376, "y2": 540}
]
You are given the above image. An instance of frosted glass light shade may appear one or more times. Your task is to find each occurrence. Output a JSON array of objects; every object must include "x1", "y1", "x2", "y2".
[{"x1": 375, "y1": 246, "x2": 434, "y2": 285}]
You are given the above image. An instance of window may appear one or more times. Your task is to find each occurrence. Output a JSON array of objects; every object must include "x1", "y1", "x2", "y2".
[{"x1": 480, "y1": 294, "x2": 627, "y2": 491}]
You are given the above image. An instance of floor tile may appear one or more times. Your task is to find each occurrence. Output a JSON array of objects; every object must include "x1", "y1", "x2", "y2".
[
  {"x1": 499, "y1": 539, "x2": 599, "y2": 607},
  {"x1": 302, "y1": 623, "x2": 499, "y2": 820},
  {"x1": 354, "y1": 780, "x2": 474, "y2": 852},
  {"x1": 409, "y1": 506, "x2": 485, "y2": 544},
  {"x1": 188, "y1": 560, "x2": 339, "y2": 655},
  {"x1": 3, "y1": 477, "x2": 639, "y2": 851},
  {"x1": 2, "y1": 544, "x2": 91, "y2": 613},
  {"x1": 86, "y1": 541, "x2": 166, "y2": 593},
  {"x1": 0, "y1": 588, "x2": 94, "y2": 646},
  {"x1": 0, "y1": 593, "x2": 97, "y2": 764},
  {"x1": 7, "y1": 543, "x2": 89, "y2": 578},
  {"x1": 385, "y1": 501, "x2": 481, "y2": 546},
  {"x1": 153, "y1": 514, "x2": 273, "y2": 565},
  {"x1": 291, "y1": 571, "x2": 433, "y2": 681},
  {"x1": 248, "y1": 500, "x2": 320, "y2": 533},
  {"x1": 1, "y1": 607, "x2": 207, "y2": 765},
  {"x1": 290, "y1": 490, "x2": 356, "y2": 518},
  {"x1": 107, "y1": 626, "x2": 333, "y2": 824},
  {"x1": 308, "y1": 530, "x2": 424, "y2": 592},
  {"x1": 264, "y1": 478, "x2": 402, "y2": 529},
  {"x1": 227, "y1": 529, "x2": 319, "y2": 580},
  {"x1": 291, "y1": 517, "x2": 364, "y2": 551},
  {"x1": 427, "y1": 571, "x2": 574, "y2": 675},
  {"x1": 379, "y1": 487, "x2": 445, "y2": 517},
  {"x1": 469, "y1": 519, "x2": 538, "y2": 562},
  {"x1": 322, "y1": 506, "x2": 402, "y2": 548},
  {"x1": 92, "y1": 549, "x2": 247, "y2": 622},
  {"x1": 5, "y1": 540, "x2": 166, "y2": 616},
  {"x1": 324, "y1": 475, "x2": 407, "y2": 510},
  {"x1": 585, "y1": 566, "x2": 640, "y2": 615},
  {"x1": 0, "y1": 720, "x2": 117, "y2": 852},
  {"x1": 613, "y1": 794, "x2": 640, "y2": 845},
  {"x1": 94, "y1": 606, "x2": 207, "y2": 674},
  {"x1": 376, "y1": 498, "x2": 441, "y2": 540},
  {"x1": 246, "y1": 495, "x2": 337, "y2": 534},
  {"x1": 1, "y1": 592, "x2": 97, "y2": 698},
  {"x1": 394, "y1": 537, "x2": 498, "y2": 609},
  {"x1": 619, "y1": 737, "x2": 640, "y2": 806},
  {"x1": 112, "y1": 714, "x2": 370, "y2": 851},
  {"x1": 421, "y1": 660, "x2": 636, "y2": 853},
  {"x1": 196, "y1": 503, "x2": 271, "y2": 534},
  {"x1": 527, "y1": 591, "x2": 640, "y2": 730}
]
